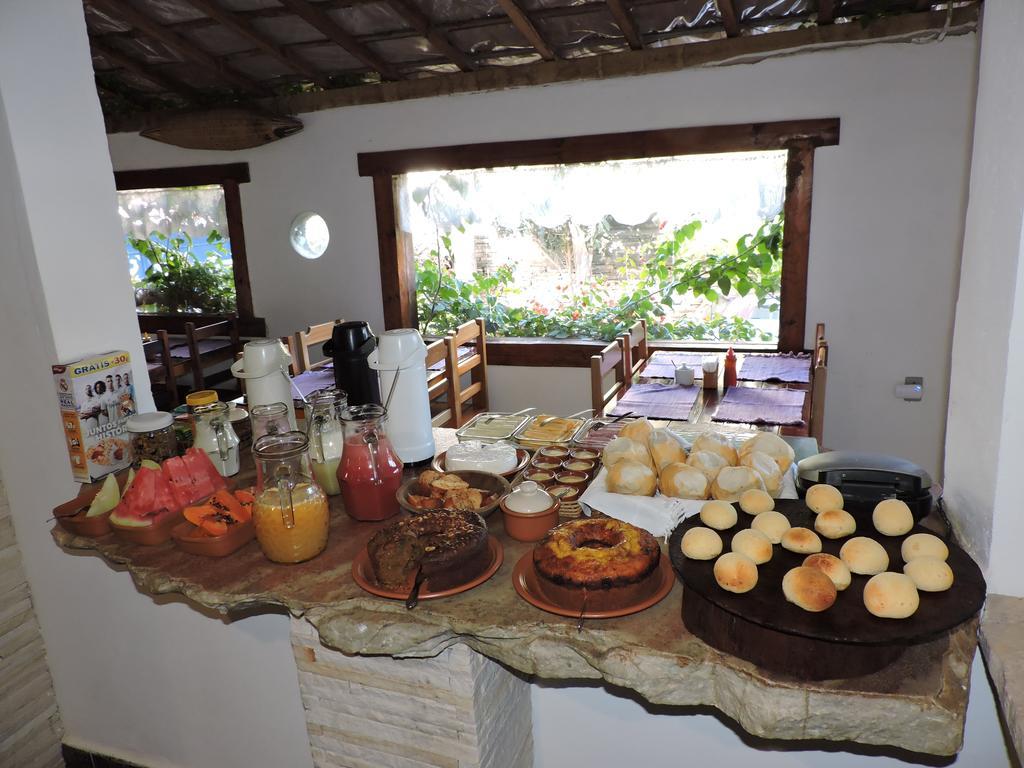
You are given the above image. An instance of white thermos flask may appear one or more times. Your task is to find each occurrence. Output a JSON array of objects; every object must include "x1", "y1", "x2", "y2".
[{"x1": 368, "y1": 329, "x2": 435, "y2": 463}]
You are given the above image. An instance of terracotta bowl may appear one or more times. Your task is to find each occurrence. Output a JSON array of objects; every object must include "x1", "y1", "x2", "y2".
[
  {"x1": 561, "y1": 458, "x2": 596, "y2": 475},
  {"x1": 529, "y1": 456, "x2": 563, "y2": 471},
  {"x1": 52, "y1": 468, "x2": 135, "y2": 538},
  {"x1": 172, "y1": 520, "x2": 255, "y2": 557},
  {"x1": 536, "y1": 445, "x2": 570, "y2": 460},
  {"x1": 547, "y1": 484, "x2": 581, "y2": 503},
  {"x1": 396, "y1": 470, "x2": 511, "y2": 518},
  {"x1": 570, "y1": 448, "x2": 601, "y2": 462},
  {"x1": 500, "y1": 496, "x2": 561, "y2": 542},
  {"x1": 521, "y1": 469, "x2": 556, "y2": 485},
  {"x1": 110, "y1": 510, "x2": 184, "y2": 546},
  {"x1": 553, "y1": 470, "x2": 589, "y2": 488}
]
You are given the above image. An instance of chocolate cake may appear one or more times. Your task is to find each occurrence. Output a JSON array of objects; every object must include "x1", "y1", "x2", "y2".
[{"x1": 366, "y1": 509, "x2": 490, "y2": 591}]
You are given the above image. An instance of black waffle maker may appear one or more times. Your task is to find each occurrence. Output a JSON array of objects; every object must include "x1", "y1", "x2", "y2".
[{"x1": 796, "y1": 451, "x2": 933, "y2": 522}]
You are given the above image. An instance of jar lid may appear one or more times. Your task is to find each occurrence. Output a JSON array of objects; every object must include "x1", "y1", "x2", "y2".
[
  {"x1": 126, "y1": 411, "x2": 173, "y2": 432},
  {"x1": 504, "y1": 481, "x2": 554, "y2": 514},
  {"x1": 186, "y1": 390, "x2": 219, "y2": 407}
]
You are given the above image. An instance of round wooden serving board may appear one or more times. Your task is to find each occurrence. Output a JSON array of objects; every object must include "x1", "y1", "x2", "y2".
[{"x1": 668, "y1": 499, "x2": 985, "y2": 677}]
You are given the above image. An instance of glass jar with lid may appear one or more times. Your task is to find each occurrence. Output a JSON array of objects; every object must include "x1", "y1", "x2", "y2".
[
  {"x1": 306, "y1": 387, "x2": 347, "y2": 496},
  {"x1": 126, "y1": 411, "x2": 177, "y2": 466}
]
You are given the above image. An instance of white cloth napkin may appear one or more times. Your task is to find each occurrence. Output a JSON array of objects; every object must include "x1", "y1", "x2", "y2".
[{"x1": 580, "y1": 465, "x2": 798, "y2": 538}]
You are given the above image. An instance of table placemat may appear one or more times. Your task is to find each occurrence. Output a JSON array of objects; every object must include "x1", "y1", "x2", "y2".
[
  {"x1": 290, "y1": 368, "x2": 336, "y2": 401},
  {"x1": 712, "y1": 387, "x2": 806, "y2": 426},
  {"x1": 608, "y1": 383, "x2": 699, "y2": 421},
  {"x1": 738, "y1": 352, "x2": 812, "y2": 384},
  {"x1": 168, "y1": 338, "x2": 232, "y2": 360},
  {"x1": 641, "y1": 351, "x2": 708, "y2": 380}
]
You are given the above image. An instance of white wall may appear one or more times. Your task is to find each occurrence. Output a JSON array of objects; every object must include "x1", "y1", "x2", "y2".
[
  {"x1": 108, "y1": 33, "x2": 979, "y2": 483},
  {"x1": 943, "y1": 0, "x2": 1024, "y2": 589}
]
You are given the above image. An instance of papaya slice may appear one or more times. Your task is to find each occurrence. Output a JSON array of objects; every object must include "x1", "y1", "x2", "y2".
[
  {"x1": 210, "y1": 489, "x2": 245, "y2": 523},
  {"x1": 234, "y1": 488, "x2": 255, "y2": 506},
  {"x1": 184, "y1": 505, "x2": 212, "y2": 528},
  {"x1": 202, "y1": 518, "x2": 229, "y2": 536}
]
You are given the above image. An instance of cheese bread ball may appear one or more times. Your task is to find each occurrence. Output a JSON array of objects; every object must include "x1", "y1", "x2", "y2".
[
  {"x1": 873, "y1": 498, "x2": 914, "y2": 537},
  {"x1": 802, "y1": 553, "x2": 852, "y2": 591},
  {"x1": 863, "y1": 572, "x2": 919, "y2": 619},
  {"x1": 903, "y1": 557, "x2": 954, "y2": 592},
  {"x1": 814, "y1": 509, "x2": 857, "y2": 539},
  {"x1": 840, "y1": 536, "x2": 890, "y2": 575},
  {"x1": 782, "y1": 566, "x2": 837, "y2": 612},
  {"x1": 751, "y1": 510, "x2": 790, "y2": 544},
  {"x1": 781, "y1": 527, "x2": 822, "y2": 555},
  {"x1": 901, "y1": 533, "x2": 949, "y2": 562},
  {"x1": 699, "y1": 500, "x2": 738, "y2": 531},
  {"x1": 805, "y1": 484, "x2": 844, "y2": 515},
  {"x1": 714, "y1": 552, "x2": 758, "y2": 594},
  {"x1": 731, "y1": 528, "x2": 773, "y2": 565},
  {"x1": 680, "y1": 527, "x2": 723, "y2": 561},
  {"x1": 739, "y1": 488, "x2": 775, "y2": 516}
]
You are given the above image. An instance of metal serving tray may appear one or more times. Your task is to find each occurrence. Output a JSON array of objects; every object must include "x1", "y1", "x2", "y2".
[
  {"x1": 455, "y1": 412, "x2": 533, "y2": 444},
  {"x1": 511, "y1": 413, "x2": 589, "y2": 450}
]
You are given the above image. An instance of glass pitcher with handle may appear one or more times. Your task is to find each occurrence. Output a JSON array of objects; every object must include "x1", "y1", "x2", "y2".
[
  {"x1": 307, "y1": 387, "x2": 347, "y2": 496},
  {"x1": 193, "y1": 401, "x2": 240, "y2": 477},
  {"x1": 252, "y1": 431, "x2": 330, "y2": 564},
  {"x1": 338, "y1": 404, "x2": 403, "y2": 521}
]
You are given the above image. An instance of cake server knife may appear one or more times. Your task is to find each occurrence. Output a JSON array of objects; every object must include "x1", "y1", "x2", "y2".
[{"x1": 406, "y1": 566, "x2": 427, "y2": 610}]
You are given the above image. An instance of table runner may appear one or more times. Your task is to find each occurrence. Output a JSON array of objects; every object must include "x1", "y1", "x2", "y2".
[
  {"x1": 738, "y1": 352, "x2": 812, "y2": 384},
  {"x1": 290, "y1": 368, "x2": 336, "y2": 401},
  {"x1": 712, "y1": 387, "x2": 806, "y2": 426},
  {"x1": 641, "y1": 351, "x2": 708, "y2": 380},
  {"x1": 609, "y1": 383, "x2": 699, "y2": 421}
]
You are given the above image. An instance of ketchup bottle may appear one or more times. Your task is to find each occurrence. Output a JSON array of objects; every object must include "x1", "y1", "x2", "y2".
[{"x1": 724, "y1": 347, "x2": 738, "y2": 388}]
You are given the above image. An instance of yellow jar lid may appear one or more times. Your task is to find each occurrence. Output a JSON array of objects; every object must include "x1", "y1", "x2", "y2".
[{"x1": 186, "y1": 390, "x2": 219, "y2": 407}]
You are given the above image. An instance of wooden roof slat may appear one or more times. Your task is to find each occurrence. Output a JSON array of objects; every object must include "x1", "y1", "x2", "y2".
[
  {"x1": 495, "y1": 0, "x2": 558, "y2": 61},
  {"x1": 605, "y1": 0, "x2": 644, "y2": 50},
  {"x1": 275, "y1": 0, "x2": 403, "y2": 81},
  {"x1": 818, "y1": 0, "x2": 835, "y2": 25},
  {"x1": 181, "y1": 0, "x2": 331, "y2": 88},
  {"x1": 385, "y1": 0, "x2": 477, "y2": 71},
  {"x1": 86, "y1": 0, "x2": 271, "y2": 96},
  {"x1": 90, "y1": 39, "x2": 199, "y2": 103},
  {"x1": 715, "y1": 0, "x2": 741, "y2": 37}
]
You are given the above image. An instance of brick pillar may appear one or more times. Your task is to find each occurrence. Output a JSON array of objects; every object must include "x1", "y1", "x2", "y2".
[{"x1": 291, "y1": 619, "x2": 533, "y2": 768}]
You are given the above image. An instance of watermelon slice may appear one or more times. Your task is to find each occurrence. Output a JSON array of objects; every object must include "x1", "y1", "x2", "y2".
[
  {"x1": 162, "y1": 456, "x2": 196, "y2": 509},
  {"x1": 110, "y1": 467, "x2": 183, "y2": 528},
  {"x1": 184, "y1": 447, "x2": 228, "y2": 493}
]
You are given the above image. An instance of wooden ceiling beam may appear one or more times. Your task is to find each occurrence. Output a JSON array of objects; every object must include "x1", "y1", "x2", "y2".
[
  {"x1": 715, "y1": 0, "x2": 741, "y2": 37},
  {"x1": 495, "y1": 0, "x2": 558, "y2": 61},
  {"x1": 275, "y1": 0, "x2": 403, "y2": 80},
  {"x1": 817, "y1": 0, "x2": 835, "y2": 25},
  {"x1": 86, "y1": 0, "x2": 271, "y2": 96},
  {"x1": 90, "y1": 39, "x2": 199, "y2": 103},
  {"x1": 605, "y1": 0, "x2": 644, "y2": 50},
  {"x1": 385, "y1": 0, "x2": 477, "y2": 71},
  {"x1": 181, "y1": 0, "x2": 331, "y2": 88}
]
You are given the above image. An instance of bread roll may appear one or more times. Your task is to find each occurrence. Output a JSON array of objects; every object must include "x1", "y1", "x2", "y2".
[
  {"x1": 738, "y1": 431, "x2": 796, "y2": 473},
  {"x1": 603, "y1": 437, "x2": 653, "y2": 469},
  {"x1": 741, "y1": 450, "x2": 783, "y2": 496},
  {"x1": 802, "y1": 553, "x2": 851, "y2": 591},
  {"x1": 619, "y1": 417, "x2": 654, "y2": 445},
  {"x1": 781, "y1": 527, "x2": 822, "y2": 555},
  {"x1": 731, "y1": 528, "x2": 773, "y2": 564},
  {"x1": 751, "y1": 510, "x2": 790, "y2": 544},
  {"x1": 840, "y1": 536, "x2": 889, "y2": 575},
  {"x1": 686, "y1": 450, "x2": 729, "y2": 484},
  {"x1": 863, "y1": 572, "x2": 919, "y2": 619},
  {"x1": 714, "y1": 552, "x2": 758, "y2": 594},
  {"x1": 648, "y1": 428, "x2": 687, "y2": 471},
  {"x1": 700, "y1": 500, "x2": 738, "y2": 530},
  {"x1": 814, "y1": 509, "x2": 857, "y2": 539},
  {"x1": 659, "y1": 463, "x2": 709, "y2": 499},
  {"x1": 901, "y1": 533, "x2": 949, "y2": 563},
  {"x1": 872, "y1": 498, "x2": 914, "y2": 537},
  {"x1": 739, "y1": 488, "x2": 774, "y2": 516},
  {"x1": 606, "y1": 459, "x2": 657, "y2": 496},
  {"x1": 805, "y1": 484, "x2": 844, "y2": 515},
  {"x1": 680, "y1": 527, "x2": 723, "y2": 560},
  {"x1": 782, "y1": 566, "x2": 837, "y2": 612},
  {"x1": 903, "y1": 557, "x2": 954, "y2": 592},
  {"x1": 692, "y1": 431, "x2": 739, "y2": 466},
  {"x1": 711, "y1": 466, "x2": 765, "y2": 502}
]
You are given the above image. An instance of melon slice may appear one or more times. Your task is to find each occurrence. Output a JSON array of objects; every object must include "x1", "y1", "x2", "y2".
[
  {"x1": 85, "y1": 473, "x2": 120, "y2": 518},
  {"x1": 140, "y1": 459, "x2": 161, "y2": 471}
]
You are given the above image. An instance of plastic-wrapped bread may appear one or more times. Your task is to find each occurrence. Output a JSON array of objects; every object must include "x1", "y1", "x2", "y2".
[
  {"x1": 658, "y1": 463, "x2": 709, "y2": 499},
  {"x1": 619, "y1": 418, "x2": 654, "y2": 445},
  {"x1": 686, "y1": 450, "x2": 729, "y2": 484},
  {"x1": 648, "y1": 428, "x2": 687, "y2": 471},
  {"x1": 691, "y1": 431, "x2": 738, "y2": 466},
  {"x1": 738, "y1": 431, "x2": 795, "y2": 473},
  {"x1": 602, "y1": 437, "x2": 653, "y2": 469},
  {"x1": 740, "y1": 450, "x2": 783, "y2": 497},
  {"x1": 606, "y1": 459, "x2": 657, "y2": 496},
  {"x1": 711, "y1": 466, "x2": 765, "y2": 502}
]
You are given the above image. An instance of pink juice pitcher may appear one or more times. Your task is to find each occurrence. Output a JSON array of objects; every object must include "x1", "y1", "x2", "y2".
[{"x1": 338, "y1": 404, "x2": 403, "y2": 521}]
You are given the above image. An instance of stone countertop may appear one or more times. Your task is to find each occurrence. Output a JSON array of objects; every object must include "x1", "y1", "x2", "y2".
[{"x1": 980, "y1": 594, "x2": 1024, "y2": 763}]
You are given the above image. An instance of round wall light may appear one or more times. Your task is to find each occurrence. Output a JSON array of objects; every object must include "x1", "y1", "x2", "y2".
[{"x1": 289, "y1": 212, "x2": 330, "y2": 260}]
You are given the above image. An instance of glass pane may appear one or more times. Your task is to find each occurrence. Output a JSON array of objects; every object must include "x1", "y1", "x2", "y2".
[
  {"x1": 398, "y1": 151, "x2": 787, "y2": 345},
  {"x1": 118, "y1": 185, "x2": 237, "y2": 315}
]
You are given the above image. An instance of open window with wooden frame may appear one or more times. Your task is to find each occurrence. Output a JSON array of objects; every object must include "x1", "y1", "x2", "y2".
[
  {"x1": 360, "y1": 119, "x2": 838, "y2": 366},
  {"x1": 115, "y1": 162, "x2": 265, "y2": 337}
]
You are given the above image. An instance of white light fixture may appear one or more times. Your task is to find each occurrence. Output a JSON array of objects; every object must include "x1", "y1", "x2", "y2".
[{"x1": 290, "y1": 212, "x2": 329, "y2": 260}]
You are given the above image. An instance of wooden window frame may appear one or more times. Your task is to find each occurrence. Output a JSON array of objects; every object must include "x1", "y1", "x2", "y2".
[
  {"x1": 359, "y1": 119, "x2": 839, "y2": 366},
  {"x1": 114, "y1": 162, "x2": 264, "y2": 334}
]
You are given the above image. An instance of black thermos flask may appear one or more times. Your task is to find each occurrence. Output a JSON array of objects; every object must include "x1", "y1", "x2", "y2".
[{"x1": 322, "y1": 321, "x2": 381, "y2": 407}]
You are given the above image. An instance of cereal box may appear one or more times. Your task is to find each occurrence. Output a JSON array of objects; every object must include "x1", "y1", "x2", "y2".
[{"x1": 53, "y1": 351, "x2": 136, "y2": 482}]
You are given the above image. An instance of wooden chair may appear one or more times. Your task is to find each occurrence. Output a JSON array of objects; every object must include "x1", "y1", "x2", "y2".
[
  {"x1": 808, "y1": 322, "x2": 829, "y2": 445},
  {"x1": 590, "y1": 338, "x2": 628, "y2": 416},
  {"x1": 620, "y1": 319, "x2": 650, "y2": 387},
  {"x1": 448, "y1": 319, "x2": 489, "y2": 427},
  {"x1": 293, "y1": 318, "x2": 344, "y2": 373},
  {"x1": 425, "y1": 338, "x2": 457, "y2": 428},
  {"x1": 144, "y1": 330, "x2": 184, "y2": 407},
  {"x1": 183, "y1": 318, "x2": 243, "y2": 393}
]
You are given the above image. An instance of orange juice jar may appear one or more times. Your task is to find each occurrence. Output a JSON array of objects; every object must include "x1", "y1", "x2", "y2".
[{"x1": 252, "y1": 431, "x2": 329, "y2": 563}]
